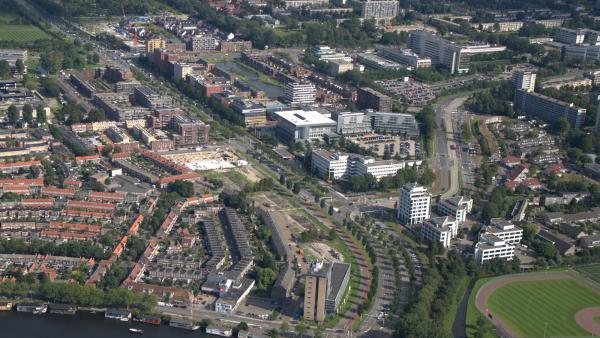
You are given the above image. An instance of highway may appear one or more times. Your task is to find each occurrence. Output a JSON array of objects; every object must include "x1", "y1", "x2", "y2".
[{"x1": 432, "y1": 95, "x2": 468, "y2": 198}]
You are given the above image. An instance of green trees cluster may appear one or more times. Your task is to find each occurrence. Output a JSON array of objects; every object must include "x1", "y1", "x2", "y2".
[
  {"x1": 465, "y1": 81, "x2": 514, "y2": 116},
  {"x1": 167, "y1": 180, "x2": 194, "y2": 197},
  {"x1": 0, "y1": 238, "x2": 110, "y2": 260},
  {"x1": 341, "y1": 164, "x2": 436, "y2": 193},
  {"x1": 481, "y1": 187, "x2": 514, "y2": 221},
  {"x1": 0, "y1": 279, "x2": 156, "y2": 311},
  {"x1": 415, "y1": 105, "x2": 437, "y2": 154}
]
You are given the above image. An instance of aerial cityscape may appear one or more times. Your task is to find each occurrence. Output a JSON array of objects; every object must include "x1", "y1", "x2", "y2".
[{"x1": 2, "y1": 0, "x2": 600, "y2": 337}]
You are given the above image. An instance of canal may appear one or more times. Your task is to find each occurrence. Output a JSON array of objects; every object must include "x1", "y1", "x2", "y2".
[
  {"x1": 216, "y1": 62, "x2": 285, "y2": 99},
  {"x1": 0, "y1": 311, "x2": 209, "y2": 337}
]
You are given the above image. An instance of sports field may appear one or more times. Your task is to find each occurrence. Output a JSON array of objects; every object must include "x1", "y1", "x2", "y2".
[
  {"x1": 488, "y1": 279, "x2": 600, "y2": 337},
  {"x1": 474, "y1": 272, "x2": 600, "y2": 337},
  {"x1": 576, "y1": 264, "x2": 600, "y2": 285},
  {"x1": 0, "y1": 11, "x2": 49, "y2": 42}
]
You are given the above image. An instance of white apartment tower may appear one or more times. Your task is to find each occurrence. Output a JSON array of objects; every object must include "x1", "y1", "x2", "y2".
[
  {"x1": 284, "y1": 82, "x2": 316, "y2": 105},
  {"x1": 511, "y1": 71, "x2": 536, "y2": 92},
  {"x1": 421, "y1": 216, "x2": 457, "y2": 248},
  {"x1": 397, "y1": 182, "x2": 431, "y2": 225}
]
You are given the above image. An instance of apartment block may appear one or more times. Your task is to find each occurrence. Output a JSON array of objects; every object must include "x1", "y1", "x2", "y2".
[
  {"x1": 331, "y1": 111, "x2": 372, "y2": 135},
  {"x1": 303, "y1": 261, "x2": 350, "y2": 322},
  {"x1": 368, "y1": 111, "x2": 420, "y2": 137},
  {"x1": 514, "y1": 89, "x2": 587, "y2": 128},
  {"x1": 348, "y1": 0, "x2": 399, "y2": 20},
  {"x1": 554, "y1": 27, "x2": 585, "y2": 44},
  {"x1": 511, "y1": 71, "x2": 536, "y2": 92},
  {"x1": 170, "y1": 115, "x2": 210, "y2": 147},
  {"x1": 379, "y1": 47, "x2": 432, "y2": 69}
]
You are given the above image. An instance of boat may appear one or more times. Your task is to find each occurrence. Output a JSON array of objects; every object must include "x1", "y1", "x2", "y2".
[
  {"x1": 128, "y1": 328, "x2": 144, "y2": 334},
  {"x1": 169, "y1": 318, "x2": 200, "y2": 331},
  {"x1": 48, "y1": 303, "x2": 77, "y2": 315},
  {"x1": 134, "y1": 315, "x2": 161, "y2": 325},
  {"x1": 16, "y1": 302, "x2": 47, "y2": 314}
]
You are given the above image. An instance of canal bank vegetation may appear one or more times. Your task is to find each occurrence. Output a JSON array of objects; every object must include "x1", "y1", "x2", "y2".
[{"x1": 0, "y1": 277, "x2": 156, "y2": 312}]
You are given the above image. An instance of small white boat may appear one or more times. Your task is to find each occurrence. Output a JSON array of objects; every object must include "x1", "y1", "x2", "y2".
[{"x1": 128, "y1": 328, "x2": 144, "y2": 334}]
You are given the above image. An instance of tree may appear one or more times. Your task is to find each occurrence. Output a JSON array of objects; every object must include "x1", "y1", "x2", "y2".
[
  {"x1": 328, "y1": 205, "x2": 334, "y2": 215},
  {"x1": 87, "y1": 108, "x2": 106, "y2": 122},
  {"x1": 7, "y1": 105, "x2": 19, "y2": 124},
  {"x1": 36, "y1": 105, "x2": 47, "y2": 124},
  {"x1": 238, "y1": 322, "x2": 249, "y2": 331},
  {"x1": 15, "y1": 59, "x2": 24, "y2": 74},
  {"x1": 292, "y1": 182, "x2": 301, "y2": 194},
  {"x1": 167, "y1": 180, "x2": 194, "y2": 197},
  {"x1": 279, "y1": 174, "x2": 285, "y2": 185},
  {"x1": 40, "y1": 77, "x2": 61, "y2": 97},
  {"x1": 0, "y1": 60, "x2": 9, "y2": 80},
  {"x1": 22, "y1": 104, "x2": 33, "y2": 124}
]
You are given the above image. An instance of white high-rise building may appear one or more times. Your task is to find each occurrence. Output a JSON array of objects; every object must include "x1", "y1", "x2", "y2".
[
  {"x1": 397, "y1": 182, "x2": 431, "y2": 225},
  {"x1": 474, "y1": 218, "x2": 523, "y2": 264},
  {"x1": 438, "y1": 196, "x2": 473, "y2": 223},
  {"x1": 511, "y1": 71, "x2": 536, "y2": 92},
  {"x1": 483, "y1": 219, "x2": 523, "y2": 244},
  {"x1": 284, "y1": 82, "x2": 316, "y2": 105}
]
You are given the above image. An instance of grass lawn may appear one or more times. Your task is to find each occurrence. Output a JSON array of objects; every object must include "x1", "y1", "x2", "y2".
[
  {"x1": 575, "y1": 264, "x2": 600, "y2": 286},
  {"x1": 0, "y1": 10, "x2": 49, "y2": 42},
  {"x1": 594, "y1": 317, "x2": 600, "y2": 325},
  {"x1": 466, "y1": 278, "x2": 496, "y2": 338},
  {"x1": 488, "y1": 279, "x2": 600, "y2": 337}
]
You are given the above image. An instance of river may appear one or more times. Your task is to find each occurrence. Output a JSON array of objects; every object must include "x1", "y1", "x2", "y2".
[{"x1": 0, "y1": 311, "x2": 209, "y2": 337}]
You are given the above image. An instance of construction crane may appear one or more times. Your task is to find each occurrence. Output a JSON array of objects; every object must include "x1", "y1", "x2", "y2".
[{"x1": 120, "y1": 0, "x2": 127, "y2": 26}]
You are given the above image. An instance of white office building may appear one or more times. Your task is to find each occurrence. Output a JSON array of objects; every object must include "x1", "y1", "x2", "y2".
[
  {"x1": 397, "y1": 183, "x2": 431, "y2": 225},
  {"x1": 437, "y1": 196, "x2": 473, "y2": 223},
  {"x1": 378, "y1": 48, "x2": 432, "y2": 69},
  {"x1": 474, "y1": 233, "x2": 516, "y2": 263},
  {"x1": 284, "y1": 82, "x2": 316, "y2": 105},
  {"x1": 408, "y1": 30, "x2": 506, "y2": 74},
  {"x1": 311, "y1": 149, "x2": 420, "y2": 180},
  {"x1": 483, "y1": 219, "x2": 523, "y2": 244},
  {"x1": 511, "y1": 71, "x2": 536, "y2": 92},
  {"x1": 554, "y1": 27, "x2": 585, "y2": 45},
  {"x1": 474, "y1": 218, "x2": 522, "y2": 264},
  {"x1": 421, "y1": 216, "x2": 457, "y2": 248},
  {"x1": 272, "y1": 110, "x2": 336, "y2": 143},
  {"x1": 309, "y1": 46, "x2": 352, "y2": 63}
]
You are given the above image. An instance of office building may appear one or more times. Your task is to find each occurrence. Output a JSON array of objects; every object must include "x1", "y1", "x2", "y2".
[
  {"x1": 284, "y1": 82, "x2": 316, "y2": 105},
  {"x1": 378, "y1": 48, "x2": 432, "y2": 69},
  {"x1": 332, "y1": 111, "x2": 372, "y2": 135},
  {"x1": 327, "y1": 60, "x2": 354, "y2": 76},
  {"x1": 511, "y1": 71, "x2": 536, "y2": 92},
  {"x1": 357, "y1": 87, "x2": 392, "y2": 112},
  {"x1": 170, "y1": 115, "x2": 210, "y2": 147},
  {"x1": 483, "y1": 219, "x2": 523, "y2": 244},
  {"x1": 311, "y1": 149, "x2": 420, "y2": 180},
  {"x1": 146, "y1": 39, "x2": 166, "y2": 54},
  {"x1": 408, "y1": 30, "x2": 506, "y2": 74},
  {"x1": 285, "y1": 0, "x2": 328, "y2": 7},
  {"x1": 437, "y1": 196, "x2": 473, "y2": 223},
  {"x1": 554, "y1": 28, "x2": 585, "y2": 44},
  {"x1": 348, "y1": 0, "x2": 399, "y2": 20},
  {"x1": 368, "y1": 111, "x2": 419, "y2": 137},
  {"x1": 272, "y1": 110, "x2": 336, "y2": 143},
  {"x1": 474, "y1": 233, "x2": 516, "y2": 263},
  {"x1": 514, "y1": 89, "x2": 587, "y2": 128},
  {"x1": 421, "y1": 216, "x2": 457, "y2": 248},
  {"x1": 303, "y1": 261, "x2": 351, "y2": 322},
  {"x1": 230, "y1": 99, "x2": 267, "y2": 127},
  {"x1": 309, "y1": 46, "x2": 352, "y2": 63},
  {"x1": 397, "y1": 182, "x2": 431, "y2": 225},
  {"x1": 357, "y1": 53, "x2": 402, "y2": 70},
  {"x1": 190, "y1": 34, "x2": 220, "y2": 51}
]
